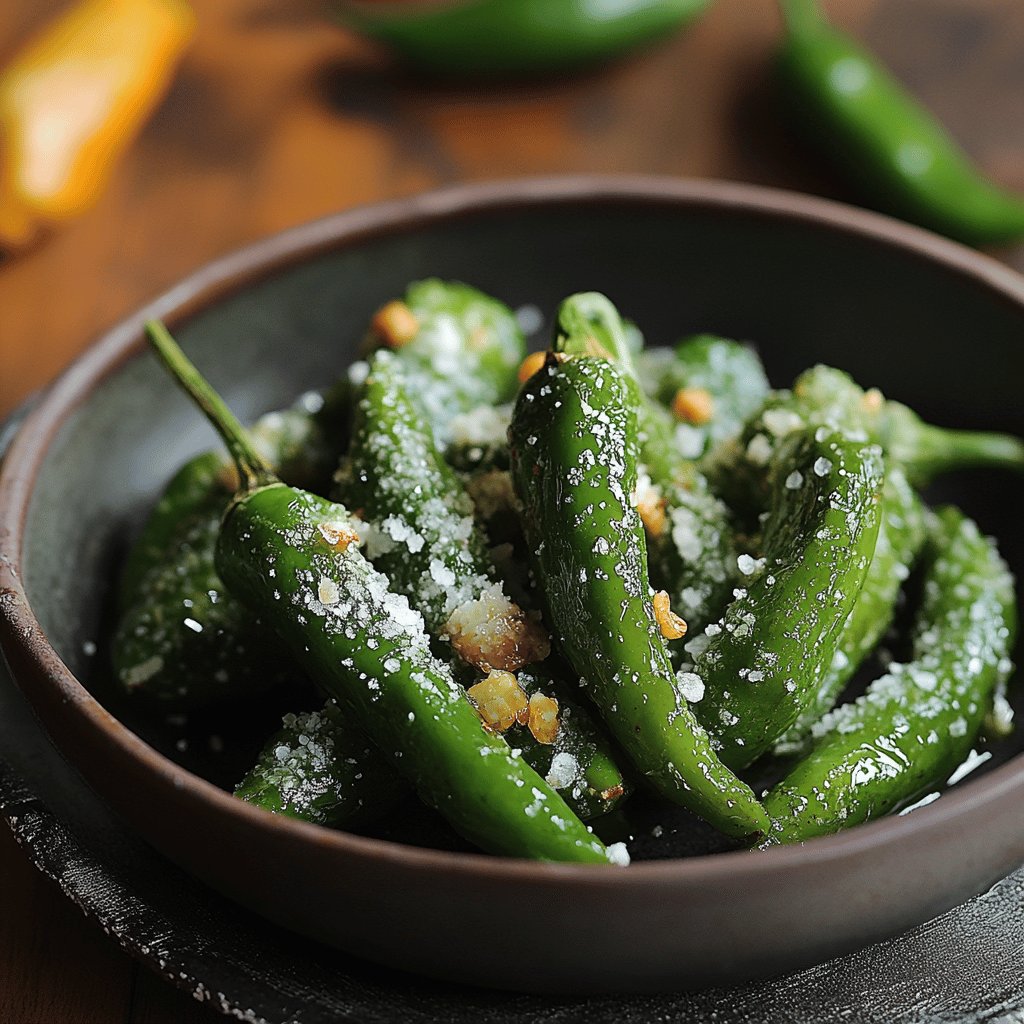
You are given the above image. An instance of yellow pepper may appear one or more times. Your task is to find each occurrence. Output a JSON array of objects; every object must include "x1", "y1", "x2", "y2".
[{"x1": 0, "y1": 0, "x2": 194, "y2": 250}]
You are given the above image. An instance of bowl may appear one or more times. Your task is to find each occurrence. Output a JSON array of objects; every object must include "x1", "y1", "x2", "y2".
[{"x1": 2, "y1": 176, "x2": 1023, "y2": 994}]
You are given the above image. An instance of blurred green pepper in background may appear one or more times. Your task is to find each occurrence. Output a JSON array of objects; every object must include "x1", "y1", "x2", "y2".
[{"x1": 333, "y1": 0, "x2": 711, "y2": 77}]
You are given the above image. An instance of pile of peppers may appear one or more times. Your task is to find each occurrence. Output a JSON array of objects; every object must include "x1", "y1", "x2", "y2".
[{"x1": 112, "y1": 280, "x2": 1021, "y2": 862}]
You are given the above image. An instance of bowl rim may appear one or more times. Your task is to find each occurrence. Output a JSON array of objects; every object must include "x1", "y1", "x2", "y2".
[{"x1": 3, "y1": 173, "x2": 1024, "y2": 885}]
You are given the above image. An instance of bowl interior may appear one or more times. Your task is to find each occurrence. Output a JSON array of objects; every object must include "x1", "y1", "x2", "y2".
[{"x1": 22, "y1": 191, "x2": 1024, "y2": 860}]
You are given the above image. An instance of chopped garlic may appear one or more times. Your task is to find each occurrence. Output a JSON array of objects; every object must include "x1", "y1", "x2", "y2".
[
  {"x1": 653, "y1": 590, "x2": 687, "y2": 640},
  {"x1": 671, "y1": 386, "x2": 714, "y2": 425},
  {"x1": 467, "y1": 671, "x2": 529, "y2": 733},
  {"x1": 527, "y1": 692, "x2": 560, "y2": 744}
]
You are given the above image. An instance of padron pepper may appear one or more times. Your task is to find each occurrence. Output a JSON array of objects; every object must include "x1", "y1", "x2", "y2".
[
  {"x1": 334, "y1": 348, "x2": 630, "y2": 819},
  {"x1": 234, "y1": 701, "x2": 408, "y2": 828},
  {"x1": 510, "y1": 350, "x2": 769, "y2": 840},
  {"x1": 774, "y1": 469, "x2": 928, "y2": 754},
  {"x1": 555, "y1": 293, "x2": 740, "y2": 638},
  {"x1": 112, "y1": 402, "x2": 337, "y2": 709},
  {"x1": 637, "y1": 333, "x2": 771, "y2": 461},
  {"x1": 707, "y1": 364, "x2": 1024, "y2": 517},
  {"x1": 776, "y1": 0, "x2": 1024, "y2": 246},
  {"x1": 362, "y1": 279, "x2": 526, "y2": 447},
  {"x1": 146, "y1": 320, "x2": 620, "y2": 864},
  {"x1": 765, "y1": 506, "x2": 1016, "y2": 841},
  {"x1": 691, "y1": 428, "x2": 884, "y2": 769}
]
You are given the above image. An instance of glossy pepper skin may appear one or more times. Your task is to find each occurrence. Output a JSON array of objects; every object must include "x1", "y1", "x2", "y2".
[
  {"x1": 334, "y1": 0, "x2": 710, "y2": 78},
  {"x1": 112, "y1": 405, "x2": 336, "y2": 709},
  {"x1": 556, "y1": 294, "x2": 740, "y2": 637},
  {"x1": 776, "y1": 0, "x2": 1024, "y2": 246},
  {"x1": 336, "y1": 348, "x2": 630, "y2": 818},
  {"x1": 510, "y1": 353, "x2": 769, "y2": 840},
  {"x1": 693, "y1": 429, "x2": 883, "y2": 770},
  {"x1": 146, "y1": 321, "x2": 616, "y2": 864},
  {"x1": 774, "y1": 469, "x2": 928, "y2": 754},
  {"x1": 765, "y1": 506, "x2": 1017, "y2": 842}
]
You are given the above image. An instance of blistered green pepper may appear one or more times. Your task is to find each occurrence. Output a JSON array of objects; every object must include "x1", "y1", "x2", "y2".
[
  {"x1": 707, "y1": 364, "x2": 1024, "y2": 515},
  {"x1": 765, "y1": 506, "x2": 1016, "y2": 841},
  {"x1": 511, "y1": 352, "x2": 768, "y2": 840},
  {"x1": 234, "y1": 702, "x2": 407, "y2": 827},
  {"x1": 774, "y1": 469, "x2": 928, "y2": 754},
  {"x1": 147, "y1": 320, "x2": 620, "y2": 865},
  {"x1": 555, "y1": 293, "x2": 740, "y2": 636},
  {"x1": 638, "y1": 334, "x2": 770, "y2": 459},
  {"x1": 112, "y1": 402, "x2": 338, "y2": 708},
  {"x1": 692, "y1": 429, "x2": 883, "y2": 769}
]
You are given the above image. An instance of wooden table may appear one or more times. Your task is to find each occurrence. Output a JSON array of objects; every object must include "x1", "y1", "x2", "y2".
[{"x1": 1, "y1": 1, "x2": 1023, "y2": 1019}]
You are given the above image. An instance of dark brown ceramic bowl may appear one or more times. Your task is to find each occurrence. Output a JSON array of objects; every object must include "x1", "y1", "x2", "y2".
[{"x1": 2, "y1": 177, "x2": 1024, "y2": 995}]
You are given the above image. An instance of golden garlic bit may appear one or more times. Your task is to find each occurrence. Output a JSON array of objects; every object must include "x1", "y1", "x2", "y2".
[
  {"x1": 371, "y1": 300, "x2": 421, "y2": 349},
  {"x1": 653, "y1": 590, "x2": 687, "y2": 640},
  {"x1": 671, "y1": 386, "x2": 715, "y2": 426},
  {"x1": 0, "y1": 0, "x2": 194, "y2": 250},
  {"x1": 527, "y1": 693, "x2": 560, "y2": 745},
  {"x1": 467, "y1": 670, "x2": 530, "y2": 733},
  {"x1": 444, "y1": 593, "x2": 551, "y2": 673},
  {"x1": 517, "y1": 350, "x2": 548, "y2": 383},
  {"x1": 316, "y1": 519, "x2": 360, "y2": 552}
]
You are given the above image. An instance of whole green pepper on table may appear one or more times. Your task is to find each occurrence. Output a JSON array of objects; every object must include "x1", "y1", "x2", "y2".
[
  {"x1": 334, "y1": 0, "x2": 710, "y2": 77},
  {"x1": 776, "y1": 0, "x2": 1024, "y2": 246}
]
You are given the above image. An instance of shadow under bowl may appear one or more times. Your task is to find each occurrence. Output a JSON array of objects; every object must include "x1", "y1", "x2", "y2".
[{"x1": 2, "y1": 176, "x2": 1024, "y2": 994}]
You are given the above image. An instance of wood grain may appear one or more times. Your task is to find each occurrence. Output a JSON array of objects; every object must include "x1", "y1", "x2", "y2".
[{"x1": 1, "y1": 0, "x2": 1022, "y2": 1019}]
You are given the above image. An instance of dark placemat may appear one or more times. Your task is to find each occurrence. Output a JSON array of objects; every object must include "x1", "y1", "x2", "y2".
[{"x1": 3, "y1": 412, "x2": 1024, "y2": 1024}]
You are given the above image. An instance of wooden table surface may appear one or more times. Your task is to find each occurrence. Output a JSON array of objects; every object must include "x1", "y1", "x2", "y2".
[{"x1": 1, "y1": 0, "x2": 1023, "y2": 1019}]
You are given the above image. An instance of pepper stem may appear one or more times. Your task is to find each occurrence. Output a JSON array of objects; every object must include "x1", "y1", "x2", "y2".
[
  {"x1": 553, "y1": 292, "x2": 637, "y2": 378},
  {"x1": 144, "y1": 320, "x2": 277, "y2": 493},
  {"x1": 911, "y1": 424, "x2": 1024, "y2": 482},
  {"x1": 778, "y1": 0, "x2": 823, "y2": 35}
]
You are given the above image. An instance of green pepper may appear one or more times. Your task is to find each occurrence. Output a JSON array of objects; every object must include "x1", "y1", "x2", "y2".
[
  {"x1": 637, "y1": 334, "x2": 771, "y2": 460},
  {"x1": 510, "y1": 352, "x2": 768, "y2": 840},
  {"x1": 555, "y1": 294, "x2": 741, "y2": 638},
  {"x1": 692, "y1": 428, "x2": 883, "y2": 770},
  {"x1": 774, "y1": 468, "x2": 928, "y2": 754},
  {"x1": 234, "y1": 701, "x2": 408, "y2": 828},
  {"x1": 337, "y1": 348, "x2": 629, "y2": 818},
  {"x1": 764, "y1": 505, "x2": 1017, "y2": 842},
  {"x1": 776, "y1": 0, "x2": 1024, "y2": 246},
  {"x1": 707, "y1": 364, "x2": 1024, "y2": 515},
  {"x1": 334, "y1": 0, "x2": 710, "y2": 78},
  {"x1": 364, "y1": 279, "x2": 525, "y2": 447},
  {"x1": 147, "y1": 320, "x2": 619, "y2": 865},
  {"x1": 112, "y1": 403, "x2": 337, "y2": 709}
]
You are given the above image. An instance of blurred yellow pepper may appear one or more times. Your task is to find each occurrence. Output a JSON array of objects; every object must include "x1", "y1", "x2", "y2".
[{"x1": 0, "y1": 0, "x2": 194, "y2": 250}]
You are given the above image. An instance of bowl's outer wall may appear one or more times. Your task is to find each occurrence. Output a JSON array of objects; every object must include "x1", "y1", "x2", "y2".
[{"x1": 5, "y1": 184, "x2": 1024, "y2": 992}]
